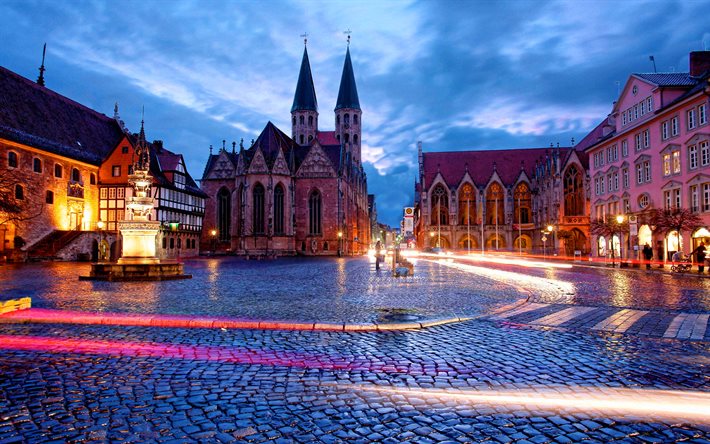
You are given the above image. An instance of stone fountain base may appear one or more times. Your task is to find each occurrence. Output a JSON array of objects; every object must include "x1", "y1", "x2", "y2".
[{"x1": 80, "y1": 260, "x2": 191, "y2": 281}]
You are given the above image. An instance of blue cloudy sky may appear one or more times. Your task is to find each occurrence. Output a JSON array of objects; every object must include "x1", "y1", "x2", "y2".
[{"x1": 1, "y1": 0, "x2": 709, "y2": 226}]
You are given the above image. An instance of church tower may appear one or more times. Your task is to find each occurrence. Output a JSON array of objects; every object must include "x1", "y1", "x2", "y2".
[
  {"x1": 334, "y1": 44, "x2": 361, "y2": 164},
  {"x1": 291, "y1": 43, "x2": 318, "y2": 146}
]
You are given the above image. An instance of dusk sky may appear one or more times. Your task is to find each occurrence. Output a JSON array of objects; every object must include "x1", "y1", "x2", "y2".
[{"x1": 1, "y1": 0, "x2": 709, "y2": 226}]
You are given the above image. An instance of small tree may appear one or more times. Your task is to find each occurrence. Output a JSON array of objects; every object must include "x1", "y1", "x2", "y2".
[
  {"x1": 649, "y1": 207, "x2": 702, "y2": 252},
  {"x1": 590, "y1": 215, "x2": 629, "y2": 260},
  {"x1": 0, "y1": 166, "x2": 45, "y2": 247}
]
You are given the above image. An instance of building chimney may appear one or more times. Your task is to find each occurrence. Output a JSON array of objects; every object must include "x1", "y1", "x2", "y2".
[{"x1": 689, "y1": 51, "x2": 710, "y2": 77}]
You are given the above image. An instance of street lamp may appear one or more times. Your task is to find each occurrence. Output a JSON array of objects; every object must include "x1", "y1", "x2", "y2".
[
  {"x1": 541, "y1": 230, "x2": 548, "y2": 260},
  {"x1": 546, "y1": 224, "x2": 554, "y2": 256},
  {"x1": 210, "y1": 229, "x2": 217, "y2": 254},
  {"x1": 615, "y1": 215, "x2": 625, "y2": 266},
  {"x1": 338, "y1": 231, "x2": 343, "y2": 257}
]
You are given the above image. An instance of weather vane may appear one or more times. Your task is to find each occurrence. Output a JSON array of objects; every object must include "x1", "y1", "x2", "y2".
[
  {"x1": 300, "y1": 32, "x2": 308, "y2": 45},
  {"x1": 344, "y1": 28, "x2": 351, "y2": 45}
]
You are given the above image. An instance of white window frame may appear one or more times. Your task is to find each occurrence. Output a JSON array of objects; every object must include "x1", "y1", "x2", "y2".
[
  {"x1": 622, "y1": 168, "x2": 629, "y2": 188},
  {"x1": 690, "y1": 185, "x2": 699, "y2": 212},
  {"x1": 687, "y1": 108, "x2": 696, "y2": 130},
  {"x1": 621, "y1": 140, "x2": 628, "y2": 157},
  {"x1": 689, "y1": 145, "x2": 698, "y2": 170},
  {"x1": 644, "y1": 161, "x2": 651, "y2": 182},
  {"x1": 672, "y1": 150, "x2": 681, "y2": 174},
  {"x1": 701, "y1": 141, "x2": 710, "y2": 167},
  {"x1": 671, "y1": 116, "x2": 679, "y2": 136},
  {"x1": 661, "y1": 121, "x2": 669, "y2": 140},
  {"x1": 699, "y1": 104, "x2": 707, "y2": 125},
  {"x1": 663, "y1": 153, "x2": 671, "y2": 177}
]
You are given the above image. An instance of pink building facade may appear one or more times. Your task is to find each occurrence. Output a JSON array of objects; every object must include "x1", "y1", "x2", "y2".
[{"x1": 585, "y1": 51, "x2": 710, "y2": 262}]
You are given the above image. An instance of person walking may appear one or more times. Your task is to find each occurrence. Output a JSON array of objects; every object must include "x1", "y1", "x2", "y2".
[
  {"x1": 375, "y1": 241, "x2": 382, "y2": 271},
  {"x1": 642, "y1": 243, "x2": 653, "y2": 270},
  {"x1": 691, "y1": 241, "x2": 707, "y2": 273}
]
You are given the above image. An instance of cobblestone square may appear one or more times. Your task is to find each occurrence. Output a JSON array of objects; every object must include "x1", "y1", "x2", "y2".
[{"x1": 1, "y1": 256, "x2": 709, "y2": 442}]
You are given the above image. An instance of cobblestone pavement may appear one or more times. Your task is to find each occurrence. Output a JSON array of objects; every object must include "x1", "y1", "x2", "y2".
[{"x1": 1, "y1": 257, "x2": 710, "y2": 443}]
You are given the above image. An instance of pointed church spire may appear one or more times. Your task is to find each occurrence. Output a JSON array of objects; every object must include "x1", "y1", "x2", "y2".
[
  {"x1": 37, "y1": 43, "x2": 47, "y2": 86},
  {"x1": 335, "y1": 45, "x2": 360, "y2": 111},
  {"x1": 291, "y1": 45, "x2": 318, "y2": 112}
]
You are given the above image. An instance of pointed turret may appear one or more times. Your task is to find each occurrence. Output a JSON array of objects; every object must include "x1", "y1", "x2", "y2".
[
  {"x1": 334, "y1": 45, "x2": 362, "y2": 165},
  {"x1": 335, "y1": 47, "x2": 360, "y2": 111},
  {"x1": 291, "y1": 44, "x2": 319, "y2": 145}
]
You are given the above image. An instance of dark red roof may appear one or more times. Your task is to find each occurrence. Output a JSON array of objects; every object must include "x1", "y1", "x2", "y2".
[
  {"x1": 316, "y1": 130, "x2": 339, "y2": 145},
  {"x1": 422, "y1": 148, "x2": 572, "y2": 188},
  {"x1": 0, "y1": 65, "x2": 124, "y2": 165}
]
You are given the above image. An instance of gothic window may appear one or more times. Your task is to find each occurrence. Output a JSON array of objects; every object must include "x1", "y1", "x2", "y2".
[
  {"x1": 253, "y1": 183, "x2": 265, "y2": 234},
  {"x1": 344, "y1": 133, "x2": 349, "y2": 144},
  {"x1": 431, "y1": 184, "x2": 449, "y2": 226},
  {"x1": 72, "y1": 168, "x2": 81, "y2": 182},
  {"x1": 274, "y1": 184, "x2": 285, "y2": 235},
  {"x1": 344, "y1": 113, "x2": 350, "y2": 125},
  {"x1": 7, "y1": 151, "x2": 18, "y2": 168},
  {"x1": 308, "y1": 115, "x2": 313, "y2": 127},
  {"x1": 309, "y1": 190, "x2": 322, "y2": 235},
  {"x1": 564, "y1": 165, "x2": 584, "y2": 216},
  {"x1": 217, "y1": 187, "x2": 231, "y2": 241},
  {"x1": 353, "y1": 134, "x2": 358, "y2": 145},
  {"x1": 33, "y1": 158, "x2": 42, "y2": 173},
  {"x1": 458, "y1": 183, "x2": 476, "y2": 225},
  {"x1": 15, "y1": 184, "x2": 23, "y2": 200},
  {"x1": 353, "y1": 114, "x2": 358, "y2": 124},
  {"x1": 299, "y1": 115, "x2": 304, "y2": 125},
  {"x1": 485, "y1": 182, "x2": 504, "y2": 225},
  {"x1": 513, "y1": 182, "x2": 531, "y2": 224}
]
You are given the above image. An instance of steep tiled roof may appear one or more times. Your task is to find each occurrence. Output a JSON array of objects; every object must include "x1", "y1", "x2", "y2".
[
  {"x1": 249, "y1": 121, "x2": 298, "y2": 170},
  {"x1": 335, "y1": 47, "x2": 360, "y2": 111},
  {"x1": 149, "y1": 144, "x2": 207, "y2": 198},
  {"x1": 315, "y1": 130, "x2": 339, "y2": 145},
  {"x1": 577, "y1": 119, "x2": 613, "y2": 152},
  {"x1": 422, "y1": 148, "x2": 572, "y2": 189},
  {"x1": 633, "y1": 73, "x2": 696, "y2": 87},
  {"x1": 291, "y1": 46, "x2": 318, "y2": 112},
  {"x1": 0, "y1": 65, "x2": 124, "y2": 165}
]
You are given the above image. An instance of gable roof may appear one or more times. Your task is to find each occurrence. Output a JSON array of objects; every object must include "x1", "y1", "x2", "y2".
[
  {"x1": 632, "y1": 73, "x2": 696, "y2": 87},
  {"x1": 248, "y1": 121, "x2": 299, "y2": 170},
  {"x1": 0, "y1": 65, "x2": 125, "y2": 165},
  {"x1": 148, "y1": 142, "x2": 207, "y2": 198},
  {"x1": 422, "y1": 147, "x2": 572, "y2": 189}
]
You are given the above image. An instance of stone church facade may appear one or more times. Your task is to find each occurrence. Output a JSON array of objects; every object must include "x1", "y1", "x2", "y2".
[{"x1": 200, "y1": 44, "x2": 370, "y2": 256}]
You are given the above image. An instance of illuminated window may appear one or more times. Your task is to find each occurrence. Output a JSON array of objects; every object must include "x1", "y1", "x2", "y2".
[
  {"x1": 672, "y1": 151, "x2": 681, "y2": 174},
  {"x1": 112, "y1": 166, "x2": 121, "y2": 177},
  {"x1": 663, "y1": 154, "x2": 671, "y2": 176}
]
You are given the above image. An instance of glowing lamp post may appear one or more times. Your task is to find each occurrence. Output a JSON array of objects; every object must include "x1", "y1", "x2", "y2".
[
  {"x1": 210, "y1": 229, "x2": 217, "y2": 253},
  {"x1": 96, "y1": 220, "x2": 107, "y2": 261},
  {"x1": 337, "y1": 231, "x2": 343, "y2": 257},
  {"x1": 547, "y1": 225, "x2": 554, "y2": 256}
]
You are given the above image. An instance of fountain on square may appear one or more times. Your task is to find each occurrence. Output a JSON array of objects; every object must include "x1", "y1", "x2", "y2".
[{"x1": 81, "y1": 121, "x2": 190, "y2": 281}]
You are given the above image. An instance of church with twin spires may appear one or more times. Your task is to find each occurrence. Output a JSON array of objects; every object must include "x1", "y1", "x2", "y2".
[{"x1": 200, "y1": 42, "x2": 370, "y2": 256}]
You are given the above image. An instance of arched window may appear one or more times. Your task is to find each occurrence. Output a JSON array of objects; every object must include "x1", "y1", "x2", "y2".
[
  {"x1": 54, "y1": 163, "x2": 63, "y2": 178},
  {"x1": 344, "y1": 133, "x2": 349, "y2": 144},
  {"x1": 353, "y1": 114, "x2": 358, "y2": 124},
  {"x1": 308, "y1": 135, "x2": 313, "y2": 142},
  {"x1": 274, "y1": 184, "x2": 285, "y2": 235},
  {"x1": 162, "y1": 237, "x2": 167, "y2": 249},
  {"x1": 33, "y1": 158, "x2": 42, "y2": 173},
  {"x1": 336, "y1": 115, "x2": 340, "y2": 125},
  {"x1": 353, "y1": 134, "x2": 358, "y2": 145},
  {"x1": 309, "y1": 190, "x2": 322, "y2": 235},
  {"x1": 90, "y1": 173, "x2": 96, "y2": 185},
  {"x1": 564, "y1": 165, "x2": 584, "y2": 216},
  {"x1": 513, "y1": 182, "x2": 532, "y2": 224},
  {"x1": 8, "y1": 152, "x2": 18, "y2": 168},
  {"x1": 431, "y1": 184, "x2": 449, "y2": 226},
  {"x1": 217, "y1": 187, "x2": 231, "y2": 241},
  {"x1": 253, "y1": 183, "x2": 265, "y2": 234},
  {"x1": 308, "y1": 115, "x2": 313, "y2": 127},
  {"x1": 486, "y1": 182, "x2": 504, "y2": 225},
  {"x1": 299, "y1": 115, "x2": 304, "y2": 125},
  {"x1": 15, "y1": 184, "x2": 24, "y2": 200},
  {"x1": 72, "y1": 168, "x2": 81, "y2": 182},
  {"x1": 344, "y1": 113, "x2": 350, "y2": 125},
  {"x1": 458, "y1": 183, "x2": 476, "y2": 225},
  {"x1": 177, "y1": 238, "x2": 182, "y2": 249}
]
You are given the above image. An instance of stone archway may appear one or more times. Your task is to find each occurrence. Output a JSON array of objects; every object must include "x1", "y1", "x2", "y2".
[
  {"x1": 486, "y1": 234, "x2": 506, "y2": 250},
  {"x1": 458, "y1": 235, "x2": 478, "y2": 250}
]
